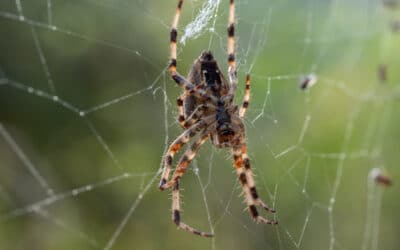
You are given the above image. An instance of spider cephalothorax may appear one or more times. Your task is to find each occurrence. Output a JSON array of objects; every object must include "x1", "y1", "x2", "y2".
[{"x1": 159, "y1": 0, "x2": 277, "y2": 237}]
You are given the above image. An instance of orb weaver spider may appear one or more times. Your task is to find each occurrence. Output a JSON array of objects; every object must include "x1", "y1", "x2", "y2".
[{"x1": 159, "y1": 0, "x2": 277, "y2": 237}]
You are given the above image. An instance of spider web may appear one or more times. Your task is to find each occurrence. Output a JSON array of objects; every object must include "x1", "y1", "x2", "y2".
[{"x1": 0, "y1": 0, "x2": 399, "y2": 250}]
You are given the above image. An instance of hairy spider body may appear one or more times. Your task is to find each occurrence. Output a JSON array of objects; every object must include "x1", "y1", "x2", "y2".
[
  {"x1": 183, "y1": 52, "x2": 228, "y2": 120},
  {"x1": 159, "y1": 0, "x2": 277, "y2": 237},
  {"x1": 184, "y1": 51, "x2": 241, "y2": 148}
]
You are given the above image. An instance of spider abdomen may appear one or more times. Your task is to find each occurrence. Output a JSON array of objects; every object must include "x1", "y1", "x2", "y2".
[{"x1": 184, "y1": 51, "x2": 229, "y2": 118}]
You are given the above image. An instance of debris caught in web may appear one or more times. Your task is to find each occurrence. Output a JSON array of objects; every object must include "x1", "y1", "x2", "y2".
[{"x1": 180, "y1": 0, "x2": 220, "y2": 44}]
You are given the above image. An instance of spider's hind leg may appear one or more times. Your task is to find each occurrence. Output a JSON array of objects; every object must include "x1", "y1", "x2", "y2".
[
  {"x1": 169, "y1": 133, "x2": 213, "y2": 237},
  {"x1": 232, "y1": 145, "x2": 278, "y2": 224},
  {"x1": 172, "y1": 179, "x2": 214, "y2": 237}
]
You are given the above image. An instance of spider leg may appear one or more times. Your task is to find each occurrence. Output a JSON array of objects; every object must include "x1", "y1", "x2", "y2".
[
  {"x1": 167, "y1": 2, "x2": 195, "y2": 90},
  {"x1": 170, "y1": 133, "x2": 213, "y2": 237},
  {"x1": 164, "y1": 133, "x2": 209, "y2": 189},
  {"x1": 168, "y1": 1, "x2": 218, "y2": 103},
  {"x1": 180, "y1": 104, "x2": 215, "y2": 129},
  {"x1": 168, "y1": 0, "x2": 192, "y2": 88},
  {"x1": 159, "y1": 121, "x2": 207, "y2": 191},
  {"x1": 173, "y1": 74, "x2": 218, "y2": 103},
  {"x1": 169, "y1": 0, "x2": 183, "y2": 77},
  {"x1": 177, "y1": 94, "x2": 186, "y2": 128},
  {"x1": 239, "y1": 74, "x2": 250, "y2": 117},
  {"x1": 227, "y1": 0, "x2": 237, "y2": 95},
  {"x1": 172, "y1": 180, "x2": 213, "y2": 237},
  {"x1": 241, "y1": 148, "x2": 276, "y2": 213},
  {"x1": 170, "y1": 61, "x2": 218, "y2": 103},
  {"x1": 232, "y1": 145, "x2": 278, "y2": 224}
]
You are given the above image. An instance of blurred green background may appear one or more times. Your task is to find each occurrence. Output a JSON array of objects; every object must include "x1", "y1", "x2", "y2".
[{"x1": 0, "y1": 0, "x2": 399, "y2": 249}]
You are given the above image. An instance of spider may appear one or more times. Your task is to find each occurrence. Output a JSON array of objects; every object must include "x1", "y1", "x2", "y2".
[{"x1": 159, "y1": 0, "x2": 277, "y2": 237}]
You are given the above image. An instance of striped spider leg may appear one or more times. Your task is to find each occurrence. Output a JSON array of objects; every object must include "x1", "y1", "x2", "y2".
[{"x1": 232, "y1": 144, "x2": 277, "y2": 224}]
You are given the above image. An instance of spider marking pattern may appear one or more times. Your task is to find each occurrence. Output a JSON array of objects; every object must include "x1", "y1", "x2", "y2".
[{"x1": 159, "y1": 0, "x2": 277, "y2": 237}]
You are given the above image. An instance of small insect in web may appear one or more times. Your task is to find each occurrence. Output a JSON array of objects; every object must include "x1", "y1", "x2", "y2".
[
  {"x1": 377, "y1": 64, "x2": 387, "y2": 83},
  {"x1": 299, "y1": 73, "x2": 318, "y2": 90},
  {"x1": 369, "y1": 168, "x2": 393, "y2": 187},
  {"x1": 158, "y1": 0, "x2": 277, "y2": 237}
]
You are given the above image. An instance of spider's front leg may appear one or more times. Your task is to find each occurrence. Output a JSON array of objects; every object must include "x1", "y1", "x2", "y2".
[
  {"x1": 232, "y1": 144, "x2": 278, "y2": 224},
  {"x1": 168, "y1": 0, "x2": 217, "y2": 103},
  {"x1": 227, "y1": 0, "x2": 238, "y2": 95},
  {"x1": 167, "y1": 0, "x2": 191, "y2": 89},
  {"x1": 169, "y1": 4, "x2": 218, "y2": 107},
  {"x1": 169, "y1": 0, "x2": 182, "y2": 77}
]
